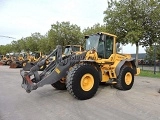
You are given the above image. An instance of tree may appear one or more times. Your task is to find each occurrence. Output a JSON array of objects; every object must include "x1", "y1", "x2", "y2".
[
  {"x1": 17, "y1": 38, "x2": 27, "y2": 51},
  {"x1": 24, "y1": 36, "x2": 37, "y2": 52},
  {"x1": 141, "y1": 0, "x2": 160, "y2": 47},
  {"x1": 0, "y1": 45, "x2": 6, "y2": 55},
  {"x1": 146, "y1": 43, "x2": 160, "y2": 62},
  {"x1": 37, "y1": 35, "x2": 51, "y2": 54},
  {"x1": 47, "y1": 21, "x2": 83, "y2": 50},
  {"x1": 11, "y1": 40, "x2": 21, "y2": 52},
  {"x1": 83, "y1": 23, "x2": 107, "y2": 35},
  {"x1": 24, "y1": 32, "x2": 44, "y2": 52},
  {"x1": 0, "y1": 44, "x2": 13, "y2": 54},
  {"x1": 103, "y1": 0, "x2": 160, "y2": 66},
  {"x1": 82, "y1": 23, "x2": 107, "y2": 47}
]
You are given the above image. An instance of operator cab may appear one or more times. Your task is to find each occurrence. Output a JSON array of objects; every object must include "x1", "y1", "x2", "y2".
[
  {"x1": 31, "y1": 52, "x2": 41, "y2": 59},
  {"x1": 63, "y1": 45, "x2": 83, "y2": 55},
  {"x1": 85, "y1": 32, "x2": 116, "y2": 59},
  {"x1": 63, "y1": 46, "x2": 72, "y2": 55}
]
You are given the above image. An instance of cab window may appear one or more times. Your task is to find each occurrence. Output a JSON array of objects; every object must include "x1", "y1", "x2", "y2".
[{"x1": 105, "y1": 36, "x2": 113, "y2": 58}]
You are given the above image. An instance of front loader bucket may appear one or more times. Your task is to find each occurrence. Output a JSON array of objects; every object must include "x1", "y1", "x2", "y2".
[{"x1": 23, "y1": 63, "x2": 35, "y2": 71}]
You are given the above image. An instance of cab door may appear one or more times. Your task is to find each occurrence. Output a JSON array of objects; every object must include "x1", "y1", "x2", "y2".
[
  {"x1": 104, "y1": 35, "x2": 113, "y2": 59},
  {"x1": 97, "y1": 34, "x2": 114, "y2": 59}
]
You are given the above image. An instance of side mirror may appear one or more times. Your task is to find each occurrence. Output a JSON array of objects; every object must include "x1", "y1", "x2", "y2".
[
  {"x1": 84, "y1": 35, "x2": 89, "y2": 39},
  {"x1": 116, "y1": 43, "x2": 122, "y2": 53},
  {"x1": 116, "y1": 43, "x2": 120, "y2": 48}
]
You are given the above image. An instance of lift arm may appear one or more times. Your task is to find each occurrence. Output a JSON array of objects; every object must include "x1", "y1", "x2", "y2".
[{"x1": 20, "y1": 45, "x2": 63, "y2": 93}]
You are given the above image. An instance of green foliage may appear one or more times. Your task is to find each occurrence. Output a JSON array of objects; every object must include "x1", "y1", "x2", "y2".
[
  {"x1": 17, "y1": 39, "x2": 27, "y2": 51},
  {"x1": 24, "y1": 32, "x2": 43, "y2": 52},
  {"x1": 37, "y1": 36, "x2": 50, "y2": 54},
  {"x1": 82, "y1": 23, "x2": 107, "y2": 35},
  {"x1": 0, "y1": 21, "x2": 88, "y2": 54},
  {"x1": 1, "y1": 1, "x2": 159, "y2": 57},
  {"x1": 0, "y1": 45, "x2": 7, "y2": 54},
  {"x1": 11, "y1": 40, "x2": 21, "y2": 52},
  {"x1": 103, "y1": 0, "x2": 160, "y2": 66},
  {"x1": 103, "y1": 0, "x2": 159, "y2": 45},
  {"x1": 0, "y1": 44, "x2": 13, "y2": 55},
  {"x1": 145, "y1": 44, "x2": 160, "y2": 60},
  {"x1": 47, "y1": 21, "x2": 83, "y2": 50},
  {"x1": 140, "y1": 0, "x2": 160, "y2": 46},
  {"x1": 82, "y1": 23, "x2": 107, "y2": 46}
]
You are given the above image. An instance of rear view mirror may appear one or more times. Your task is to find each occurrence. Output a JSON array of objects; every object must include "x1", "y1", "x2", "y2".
[
  {"x1": 116, "y1": 43, "x2": 120, "y2": 48},
  {"x1": 116, "y1": 43, "x2": 122, "y2": 53}
]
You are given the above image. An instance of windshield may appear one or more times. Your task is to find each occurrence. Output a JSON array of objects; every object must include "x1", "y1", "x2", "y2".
[
  {"x1": 63, "y1": 47, "x2": 72, "y2": 55},
  {"x1": 85, "y1": 34, "x2": 100, "y2": 51},
  {"x1": 63, "y1": 46, "x2": 81, "y2": 55},
  {"x1": 72, "y1": 46, "x2": 80, "y2": 52},
  {"x1": 31, "y1": 52, "x2": 40, "y2": 59}
]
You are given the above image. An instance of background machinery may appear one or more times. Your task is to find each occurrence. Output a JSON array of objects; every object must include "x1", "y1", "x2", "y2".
[
  {"x1": 20, "y1": 32, "x2": 140, "y2": 100},
  {"x1": 0, "y1": 54, "x2": 13, "y2": 65},
  {"x1": 22, "y1": 51, "x2": 47, "y2": 71},
  {"x1": 63, "y1": 45, "x2": 83, "y2": 55},
  {"x1": 48, "y1": 45, "x2": 83, "y2": 66},
  {"x1": 0, "y1": 55, "x2": 8, "y2": 65},
  {"x1": 9, "y1": 52, "x2": 28, "y2": 68}
]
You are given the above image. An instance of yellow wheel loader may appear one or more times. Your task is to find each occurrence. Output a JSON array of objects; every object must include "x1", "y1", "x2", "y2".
[
  {"x1": 0, "y1": 55, "x2": 7, "y2": 65},
  {"x1": 48, "y1": 45, "x2": 83, "y2": 63},
  {"x1": 22, "y1": 52, "x2": 47, "y2": 71},
  {"x1": 0, "y1": 55, "x2": 12, "y2": 65},
  {"x1": 20, "y1": 32, "x2": 140, "y2": 100},
  {"x1": 9, "y1": 53, "x2": 27, "y2": 68},
  {"x1": 63, "y1": 45, "x2": 83, "y2": 55}
]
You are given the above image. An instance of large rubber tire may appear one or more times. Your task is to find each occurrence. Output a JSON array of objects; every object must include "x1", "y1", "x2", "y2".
[
  {"x1": 114, "y1": 66, "x2": 134, "y2": 90},
  {"x1": 158, "y1": 89, "x2": 160, "y2": 93},
  {"x1": 66, "y1": 64, "x2": 100, "y2": 100},
  {"x1": 51, "y1": 80, "x2": 66, "y2": 90}
]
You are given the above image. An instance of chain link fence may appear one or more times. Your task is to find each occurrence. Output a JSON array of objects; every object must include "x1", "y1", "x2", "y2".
[
  {"x1": 131, "y1": 53, "x2": 160, "y2": 73},
  {"x1": 138, "y1": 60, "x2": 160, "y2": 73}
]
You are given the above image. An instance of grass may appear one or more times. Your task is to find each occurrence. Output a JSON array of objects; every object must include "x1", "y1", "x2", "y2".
[{"x1": 139, "y1": 70, "x2": 160, "y2": 78}]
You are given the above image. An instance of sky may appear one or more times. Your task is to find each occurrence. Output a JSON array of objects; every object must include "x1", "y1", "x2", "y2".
[{"x1": 0, "y1": 0, "x2": 146, "y2": 53}]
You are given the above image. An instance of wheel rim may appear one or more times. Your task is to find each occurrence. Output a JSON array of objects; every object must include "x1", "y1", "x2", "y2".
[
  {"x1": 80, "y1": 73, "x2": 94, "y2": 91},
  {"x1": 125, "y1": 72, "x2": 132, "y2": 85}
]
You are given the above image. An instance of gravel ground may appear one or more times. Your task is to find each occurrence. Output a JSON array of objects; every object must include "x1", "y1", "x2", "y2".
[{"x1": 0, "y1": 66, "x2": 160, "y2": 120}]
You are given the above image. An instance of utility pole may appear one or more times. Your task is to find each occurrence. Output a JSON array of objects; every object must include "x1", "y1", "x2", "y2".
[{"x1": 153, "y1": 43, "x2": 156, "y2": 74}]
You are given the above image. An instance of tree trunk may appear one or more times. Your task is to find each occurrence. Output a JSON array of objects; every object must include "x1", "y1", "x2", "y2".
[{"x1": 135, "y1": 42, "x2": 139, "y2": 67}]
